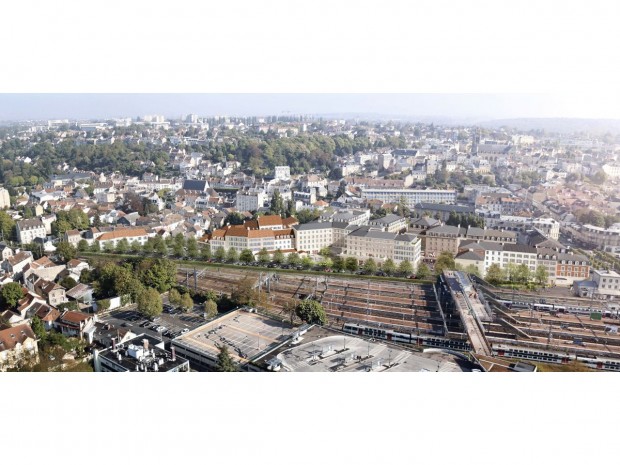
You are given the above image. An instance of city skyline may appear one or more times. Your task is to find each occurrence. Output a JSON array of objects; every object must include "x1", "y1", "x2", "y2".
[{"x1": 2, "y1": 93, "x2": 620, "y2": 122}]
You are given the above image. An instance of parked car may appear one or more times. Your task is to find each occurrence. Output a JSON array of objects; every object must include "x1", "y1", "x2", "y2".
[{"x1": 181, "y1": 328, "x2": 189, "y2": 334}]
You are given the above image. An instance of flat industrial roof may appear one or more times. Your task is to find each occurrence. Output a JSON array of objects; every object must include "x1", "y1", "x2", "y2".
[{"x1": 172, "y1": 309, "x2": 297, "y2": 364}]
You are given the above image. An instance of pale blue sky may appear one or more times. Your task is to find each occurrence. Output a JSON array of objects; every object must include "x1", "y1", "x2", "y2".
[{"x1": 0, "y1": 93, "x2": 617, "y2": 122}]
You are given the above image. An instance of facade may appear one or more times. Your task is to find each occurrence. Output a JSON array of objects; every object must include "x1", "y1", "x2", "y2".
[
  {"x1": 16, "y1": 218, "x2": 47, "y2": 244},
  {"x1": 0, "y1": 187, "x2": 10, "y2": 208},
  {"x1": 294, "y1": 222, "x2": 334, "y2": 254},
  {"x1": 361, "y1": 188, "x2": 457, "y2": 208},
  {"x1": 575, "y1": 224, "x2": 620, "y2": 253},
  {"x1": 235, "y1": 189, "x2": 267, "y2": 212},
  {"x1": 207, "y1": 225, "x2": 295, "y2": 255},
  {"x1": 274, "y1": 166, "x2": 291, "y2": 180},
  {"x1": 484, "y1": 215, "x2": 560, "y2": 240},
  {"x1": 344, "y1": 226, "x2": 421, "y2": 266},
  {"x1": 95, "y1": 228, "x2": 148, "y2": 249}
]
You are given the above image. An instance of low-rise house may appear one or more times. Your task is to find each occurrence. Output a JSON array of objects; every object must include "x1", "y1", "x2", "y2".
[
  {"x1": 0, "y1": 323, "x2": 38, "y2": 371},
  {"x1": 53, "y1": 311, "x2": 96, "y2": 343},
  {"x1": 2, "y1": 251, "x2": 34, "y2": 279},
  {"x1": 16, "y1": 218, "x2": 46, "y2": 244}
]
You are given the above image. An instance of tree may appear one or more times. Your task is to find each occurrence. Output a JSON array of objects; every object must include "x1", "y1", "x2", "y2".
[
  {"x1": 270, "y1": 189, "x2": 284, "y2": 216},
  {"x1": 77, "y1": 239, "x2": 89, "y2": 253},
  {"x1": 204, "y1": 299, "x2": 218, "y2": 319},
  {"x1": 142, "y1": 238, "x2": 154, "y2": 255},
  {"x1": 485, "y1": 263, "x2": 505, "y2": 285},
  {"x1": 535, "y1": 265, "x2": 549, "y2": 287},
  {"x1": 136, "y1": 287, "x2": 163, "y2": 318},
  {"x1": 31, "y1": 315, "x2": 47, "y2": 343},
  {"x1": 59, "y1": 276, "x2": 77, "y2": 290},
  {"x1": 224, "y1": 212, "x2": 245, "y2": 226},
  {"x1": 186, "y1": 237, "x2": 198, "y2": 259},
  {"x1": 172, "y1": 233, "x2": 186, "y2": 257},
  {"x1": 200, "y1": 244, "x2": 212, "y2": 261},
  {"x1": 363, "y1": 258, "x2": 377, "y2": 274},
  {"x1": 90, "y1": 241, "x2": 101, "y2": 252},
  {"x1": 295, "y1": 300, "x2": 327, "y2": 325},
  {"x1": 319, "y1": 247, "x2": 331, "y2": 257},
  {"x1": 416, "y1": 262, "x2": 431, "y2": 280},
  {"x1": 226, "y1": 247, "x2": 239, "y2": 263},
  {"x1": 465, "y1": 264, "x2": 481, "y2": 278},
  {"x1": 332, "y1": 256, "x2": 344, "y2": 272},
  {"x1": 345, "y1": 257, "x2": 359, "y2": 273},
  {"x1": 382, "y1": 258, "x2": 396, "y2": 276},
  {"x1": 139, "y1": 258, "x2": 177, "y2": 293},
  {"x1": 273, "y1": 249, "x2": 284, "y2": 265},
  {"x1": 179, "y1": 293, "x2": 194, "y2": 311},
  {"x1": 398, "y1": 260, "x2": 414, "y2": 276},
  {"x1": 434, "y1": 251, "x2": 455, "y2": 275},
  {"x1": 0, "y1": 282, "x2": 23, "y2": 309},
  {"x1": 216, "y1": 345, "x2": 238, "y2": 372},
  {"x1": 56, "y1": 242, "x2": 76, "y2": 262},
  {"x1": 169, "y1": 288, "x2": 181, "y2": 307},
  {"x1": 239, "y1": 249, "x2": 254, "y2": 264},
  {"x1": 301, "y1": 256, "x2": 313, "y2": 269},
  {"x1": 0, "y1": 211, "x2": 15, "y2": 241},
  {"x1": 257, "y1": 248, "x2": 270, "y2": 265},
  {"x1": 115, "y1": 238, "x2": 129, "y2": 254},
  {"x1": 515, "y1": 263, "x2": 531, "y2": 284},
  {"x1": 285, "y1": 199, "x2": 296, "y2": 218},
  {"x1": 231, "y1": 277, "x2": 259, "y2": 306},
  {"x1": 287, "y1": 252, "x2": 300, "y2": 267},
  {"x1": 214, "y1": 247, "x2": 226, "y2": 262},
  {"x1": 153, "y1": 235, "x2": 167, "y2": 255}
]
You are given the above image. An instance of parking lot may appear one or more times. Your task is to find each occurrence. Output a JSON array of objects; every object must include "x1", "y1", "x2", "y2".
[{"x1": 100, "y1": 304, "x2": 208, "y2": 345}]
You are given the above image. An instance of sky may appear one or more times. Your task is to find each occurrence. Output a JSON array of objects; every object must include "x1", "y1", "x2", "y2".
[{"x1": 1, "y1": 93, "x2": 619, "y2": 122}]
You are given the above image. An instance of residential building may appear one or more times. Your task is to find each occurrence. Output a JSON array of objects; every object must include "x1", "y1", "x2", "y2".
[
  {"x1": 0, "y1": 324, "x2": 38, "y2": 371},
  {"x1": 361, "y1": 188, "x2": 457, "y2": 208},
  {"x1": 95, "y1": 228, "x2": 149, "y2": 249},
  {"x1": 236, "y1": 189, "x2": 267, "y2": 212},
  {"x1": 294, "y1": 222, "x2": 334, "y2": 254},
  {"x1": 16, "y1": 218, "x2": 46, "y2": 244},
  {"x1": 0, "y1": 187, "x2": 10, "y2": 208},
  {"x1": 368, "y1": 214, "x2": 408, "y2": 233},
  {"x1": 344, "y1": 226, "x2": 421, "y2": 266}
]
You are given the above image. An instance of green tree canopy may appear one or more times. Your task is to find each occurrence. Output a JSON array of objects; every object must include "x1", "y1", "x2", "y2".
[
  {"x1": 382, "y1": 258, "x2": 396, "y2": 276},
  {"x1": 398, "y1": 260, "x2": 414, "y2": 276},
  {"x1": 257, "y1": 248, "x2": 270, "y2": 264},
  {"x1": 239, "y1": 249, "x2": 254, "y2": 264},
  {"x1": 216, "y1": 345, "x2": 238, "y2": 372},
  {"x1": 56, "y1": 242, "x2": 77, "y2": 262},
  {"x1": 434, "y1": 251, "x2": 455, "y2": 275},
  {"x1": 295, "y1": 300, "x2": 327, "y2": 325},
  {"x1": 363, "y1": 258, "x2": 377, "y2": 274},
  {"x1": 535, "y1": 265, "x2": 549, "y2": 287},
  {"x1": 272, "y1": 249, "x2": 284, "y2": 264},
  {"x1": 416, "y1": 262, "x2": 431, "y2": 280},
  {"x1": 0, "y1": 282, "x2": 23, "y2": 309},
  {"x1": 345, "y1": 257, "x2": 359, "y2": 273},
  {"x1": 136, "y1": 287, "x2": 163, "y2": 318},
  {"x1": 485, "y1": 263, "x2": 504, "y2": 285},
  {"x1": 204, "y1": 299, "x2": 218, "y2": 319}
]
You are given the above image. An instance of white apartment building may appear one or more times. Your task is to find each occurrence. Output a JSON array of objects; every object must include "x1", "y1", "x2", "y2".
[
  {"x1": 368, "y1": 214, "x2": 408, "y2": 233},
  {"x1": 236, "y1": 189, "x2": 267, "y2": 212},
  {"x1": 0, "y1": 188, "x2": 10, "y2": 209},
  {"x1": 208, "y1": 225, "x2": 295, "y2": 254},
  {"x1": 294, "y1": 222, "x2": 334, "y2": 254},
  {"x1": 274, "y1": 166, "x2": 291, "y2": 180},
  {"x1": 483, "y1": 243, "x2": 538, "y2": 275},
  {"x1": 591, "y1": 270, "x2": 620, "y2": 299},
  {"x1": 16, "y1": 219, "x2": 47, "y2": 244},
  {"x1": 361, "y1": 188, "x2": 457, "y2": 208},
  {"x1": 95, "y1": 228, "x2": 149, "y2": 249},
  {"x1": 484, "y1": 215, "x2": 560, "y2": 240}
]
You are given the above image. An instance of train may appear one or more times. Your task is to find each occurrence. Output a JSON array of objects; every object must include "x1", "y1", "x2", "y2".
[
  {"x1": 496, "y1": 299, "x2": 617, "y2": 317},
  {"x1": 342, "y1": 322, "x2": 471, "y2": 351},
  {"x1": 493, "y1": 345, "x2": 620, "y2": 371}
]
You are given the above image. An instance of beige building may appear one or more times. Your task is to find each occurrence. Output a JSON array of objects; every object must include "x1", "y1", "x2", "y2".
[
  {"x1": 0, "y1": 187, "x2": 10, "y2": 209},
  {"x1": 344, "y1": 226, "x2": 421, "y2": 266}
]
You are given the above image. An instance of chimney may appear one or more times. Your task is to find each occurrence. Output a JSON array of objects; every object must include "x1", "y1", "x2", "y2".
[
  {"x1": 112, "y1": 338, "x2": 116, "y2": 350},
  {"x1": 171, "y1": 347, "x2": 176, "y2": 362},
  {"x1": 143, "y1": 338, "x2": 149, "y2": 351}
]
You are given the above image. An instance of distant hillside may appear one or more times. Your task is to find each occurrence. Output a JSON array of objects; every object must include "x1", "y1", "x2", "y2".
[{"x1": 478, "y1": 118, "x2": 620, "y2": 135}]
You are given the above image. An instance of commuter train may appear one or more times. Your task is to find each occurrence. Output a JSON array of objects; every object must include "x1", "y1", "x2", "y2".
[
  {"x1": 493, "y1": 345, "x2": 620, "y2": 371},
  {"x1": 496, "y1": 299, "x2": 616, "y2": 317},
  {"x1": 342, "y1": 322, "x2": 471, "y2": 351}
]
